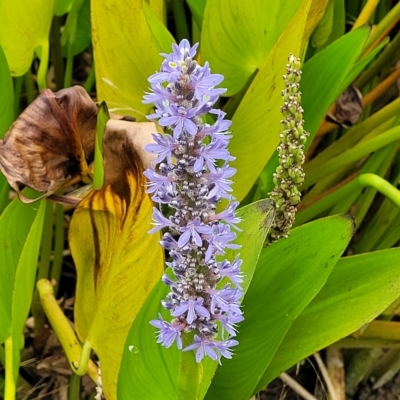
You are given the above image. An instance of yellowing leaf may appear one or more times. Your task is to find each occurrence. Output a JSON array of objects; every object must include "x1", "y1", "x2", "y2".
[
  {"x1": 69, "y1": 124, "x2": 164, "y2": 400},
  {"x1": 0, "y1": 0, "x2": 54, "y2": 88},
  {"x1": 91, "y1": 0, "x2": 173, "y2": 120}
]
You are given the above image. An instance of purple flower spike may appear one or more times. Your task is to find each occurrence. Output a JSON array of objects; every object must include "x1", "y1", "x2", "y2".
[{"x1": 144, "y1": 39, "x2": 244, "y2": 363}]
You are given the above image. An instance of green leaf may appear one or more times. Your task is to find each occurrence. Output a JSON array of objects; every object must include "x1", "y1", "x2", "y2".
[
  {"x1": 0, "y1": 45, "x2": 13, "y2": 212},
  {"x1": 0, "y1": 191, "x2": 39, "y2": 344},
  {"x1": 54, "y1": 0, "x2": 74, "y2": 16},
  {"x1": 263, "y1": 247, "x2": 400, "y2": 383},
  {"x1": 258, "y1": 25, "x2": 374, "y2": 199},
  {"x1": 0, "y1": 0, "x2": 54, "y2": 89},
  {"x1": 228, "y1": 0, "x2": 324, "y2": 201},
  {"x1": 142, "y1": 0, "x2": 173, "y2": 51},
  {"x1": 310, "y1": 0, "x2": 334, "y2": 47},
  {"x1": 206, "y1": 214, "x2": 355, "y2": 400},
  {"x1": 92, "y1": 101, "x2": 109, "y2": 189},
  {"x1": 0, "y1": 46, "x2": 13, "y2": 137},
  {"x1": 321, "y1": 0, "x2": 345, "y2": 48},
  {"x1": 11, "y1": 200, "x2": 46, "y2": 375},
  {"x1": 201, "y1": 0, "x2": 303, "y2": 96},
  {"x1": 92, "y1": 0, "x2": 173, "y2": 120},
  {"x1": 302, "y1": 26, "x2": 370, "y2": 140},
  {"x1": 117, "y1": 199, "x2": 276, "y2": 400},
  {"x1": 185, "y1": 0, "x2": 206, "y2": 29},
  {"x1": 61, "y1": 0, "x2": 91, "y2": 57}
]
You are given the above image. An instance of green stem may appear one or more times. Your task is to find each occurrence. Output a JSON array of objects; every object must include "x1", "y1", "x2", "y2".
[
  {"x1": 171, "y1": 0, "x2": 190, "y2": 42},
  {"x1": 37, "y1": 40, "x2": 49, "y2": 91},
  {"x1": 352, "y1": 144, "x2": 397, "y2": 226},
  {"x1": 373, "y1": 218, "x2": 400, "y2": 250},
  {"x1": 13, "y1": 76, "x2": 23, "y2": 117},
  {"x1": 51, "y1": 203, "x2": 65, "y2": 295},
  {"x1": 335, "y1": 337, "x2": 400, "y2": 349},
  {"x1": 24, "y1": 69, "x2": 34, "y2": 104},
  {"x1": 84, "y1": 61, "x2": 95, "y2": 93},
  {"x1": 305, "y1": 97, "x2": 400, "y2": 173},
  {"x1": 356, "y1": 29, "x2": 400, "y2": 88},
  {"x1": 74, "y1": 340, "x2": 92, "y2": 375},
  {"x1": 68, "y1": 374, "x2": 81, "y2": 400},
  {"x1": 64, "y1": 42, "x2": 74, "y2": 88},
  {"x1": 0, "y1": 343, "x2": 5, "y2": 366},
  {"x1": 37, "y1": 279, "x2": 99, "y2": 382},
  {"x1": 363, "y1": 1, "x2": 400, "y2": 51},
  {"x1": 327, "y1": 130, "x2": 395, "y2": 215},
  {"x1": 4, "y1": 336, "x2": 15, "y2": 400},
  {"x1": 38, "y1": 201, "x2": 53, "y2": 281},
  {"x1": 0, "y1": 174, "x2": 10, "y2": 213},
  {"x1": 93, "y1": 102, "x2": 109, "y2": 189},
  {"x1": 50, "y1": 16, "x2": 65, "y2": 90},
  {"x1": 296, "y1": 173, "x2": 400, "y2": 226},
  {"x1": 303, "y1": 125, "x2": 400, "y2": 190},
  {"x1": 177, "y1": 334, "x2": 203, "y2": 400}
]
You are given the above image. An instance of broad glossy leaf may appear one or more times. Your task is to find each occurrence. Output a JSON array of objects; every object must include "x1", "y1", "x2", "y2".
[
  {"x1": 0, "y1": 0, "x2": 54, "y2": 84},
  {"x1": 117, "y1": 199, "x2": 276, "y2": 400},
  {"x1": 229, "y1": 0, "x2": 326, "y2": 201},
  {"x1": 263, "y1": 248, "x2": 400, "y2": 383},
  {"x1": 70, "y1": 126, "x2": 164, "y2": 400},
  {"x1": 92, "y1": 0, "x2": 173, "y2": 120},
  {"x1": 201, "y1": 0, "x2": 303, "y2": 96},
  {"x1": 206, "y1": 214, "x2": 354, "y2": 400},
  {"x1": 0, "y1": 190, "x2": 39, "y2": 344}
]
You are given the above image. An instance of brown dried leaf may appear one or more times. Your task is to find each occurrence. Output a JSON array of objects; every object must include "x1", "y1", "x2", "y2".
[
  {"x1": 0, "y1": 86, "x2": 98, "y2": 202},
  {"x1": 327, "y1": 85, "x2": 363, "y2": 128}
]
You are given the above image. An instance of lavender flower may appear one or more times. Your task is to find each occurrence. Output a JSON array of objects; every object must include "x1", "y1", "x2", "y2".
[{"x1": 144, "y1": 39, "x2": 243, "y2": 363}]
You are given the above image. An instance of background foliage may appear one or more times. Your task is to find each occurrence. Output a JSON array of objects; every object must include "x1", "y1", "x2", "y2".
[{"x1": 1, "y1": 0, "x2": 400, "y2": 399}]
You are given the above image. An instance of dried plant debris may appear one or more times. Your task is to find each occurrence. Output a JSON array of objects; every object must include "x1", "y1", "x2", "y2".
[
  {"x1": 0, "y1": 86, "x2": 98, "y2": 202},
  {"x1": 327, "y1": 85, "x2": 363, "y2": 128}
]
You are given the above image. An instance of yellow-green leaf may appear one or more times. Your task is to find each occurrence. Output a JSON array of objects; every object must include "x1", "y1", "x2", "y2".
[
  {"x1": 201, "y1": 0, "x2": 303, "y2": 96},
  {"x1": 91, "y1": 0, "x2": 173, "y2": 120},
  {"x1": 0, "y1": 0, "x2": 54, "y2": 88},
  {"x1": 229, "y1": 0, "x2": 327, "y2": 201},
  {"x1": 69, "y1": 124, "x2": 164, "y2": 400}
]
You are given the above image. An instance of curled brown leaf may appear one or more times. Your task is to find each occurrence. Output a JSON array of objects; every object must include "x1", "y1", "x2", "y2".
[{"x1": 0, "y1": 86, "x2": 98, "y2": 202}]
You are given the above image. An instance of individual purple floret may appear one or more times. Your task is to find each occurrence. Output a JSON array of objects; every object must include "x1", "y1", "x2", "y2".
[{"x1": 145, "y1": 39, "x2": 244, "y2": 363}]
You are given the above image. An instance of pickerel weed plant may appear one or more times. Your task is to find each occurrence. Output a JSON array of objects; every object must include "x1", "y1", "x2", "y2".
[{"x1": 3, "y1": 2, "x2": 400, "y2": 400}]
